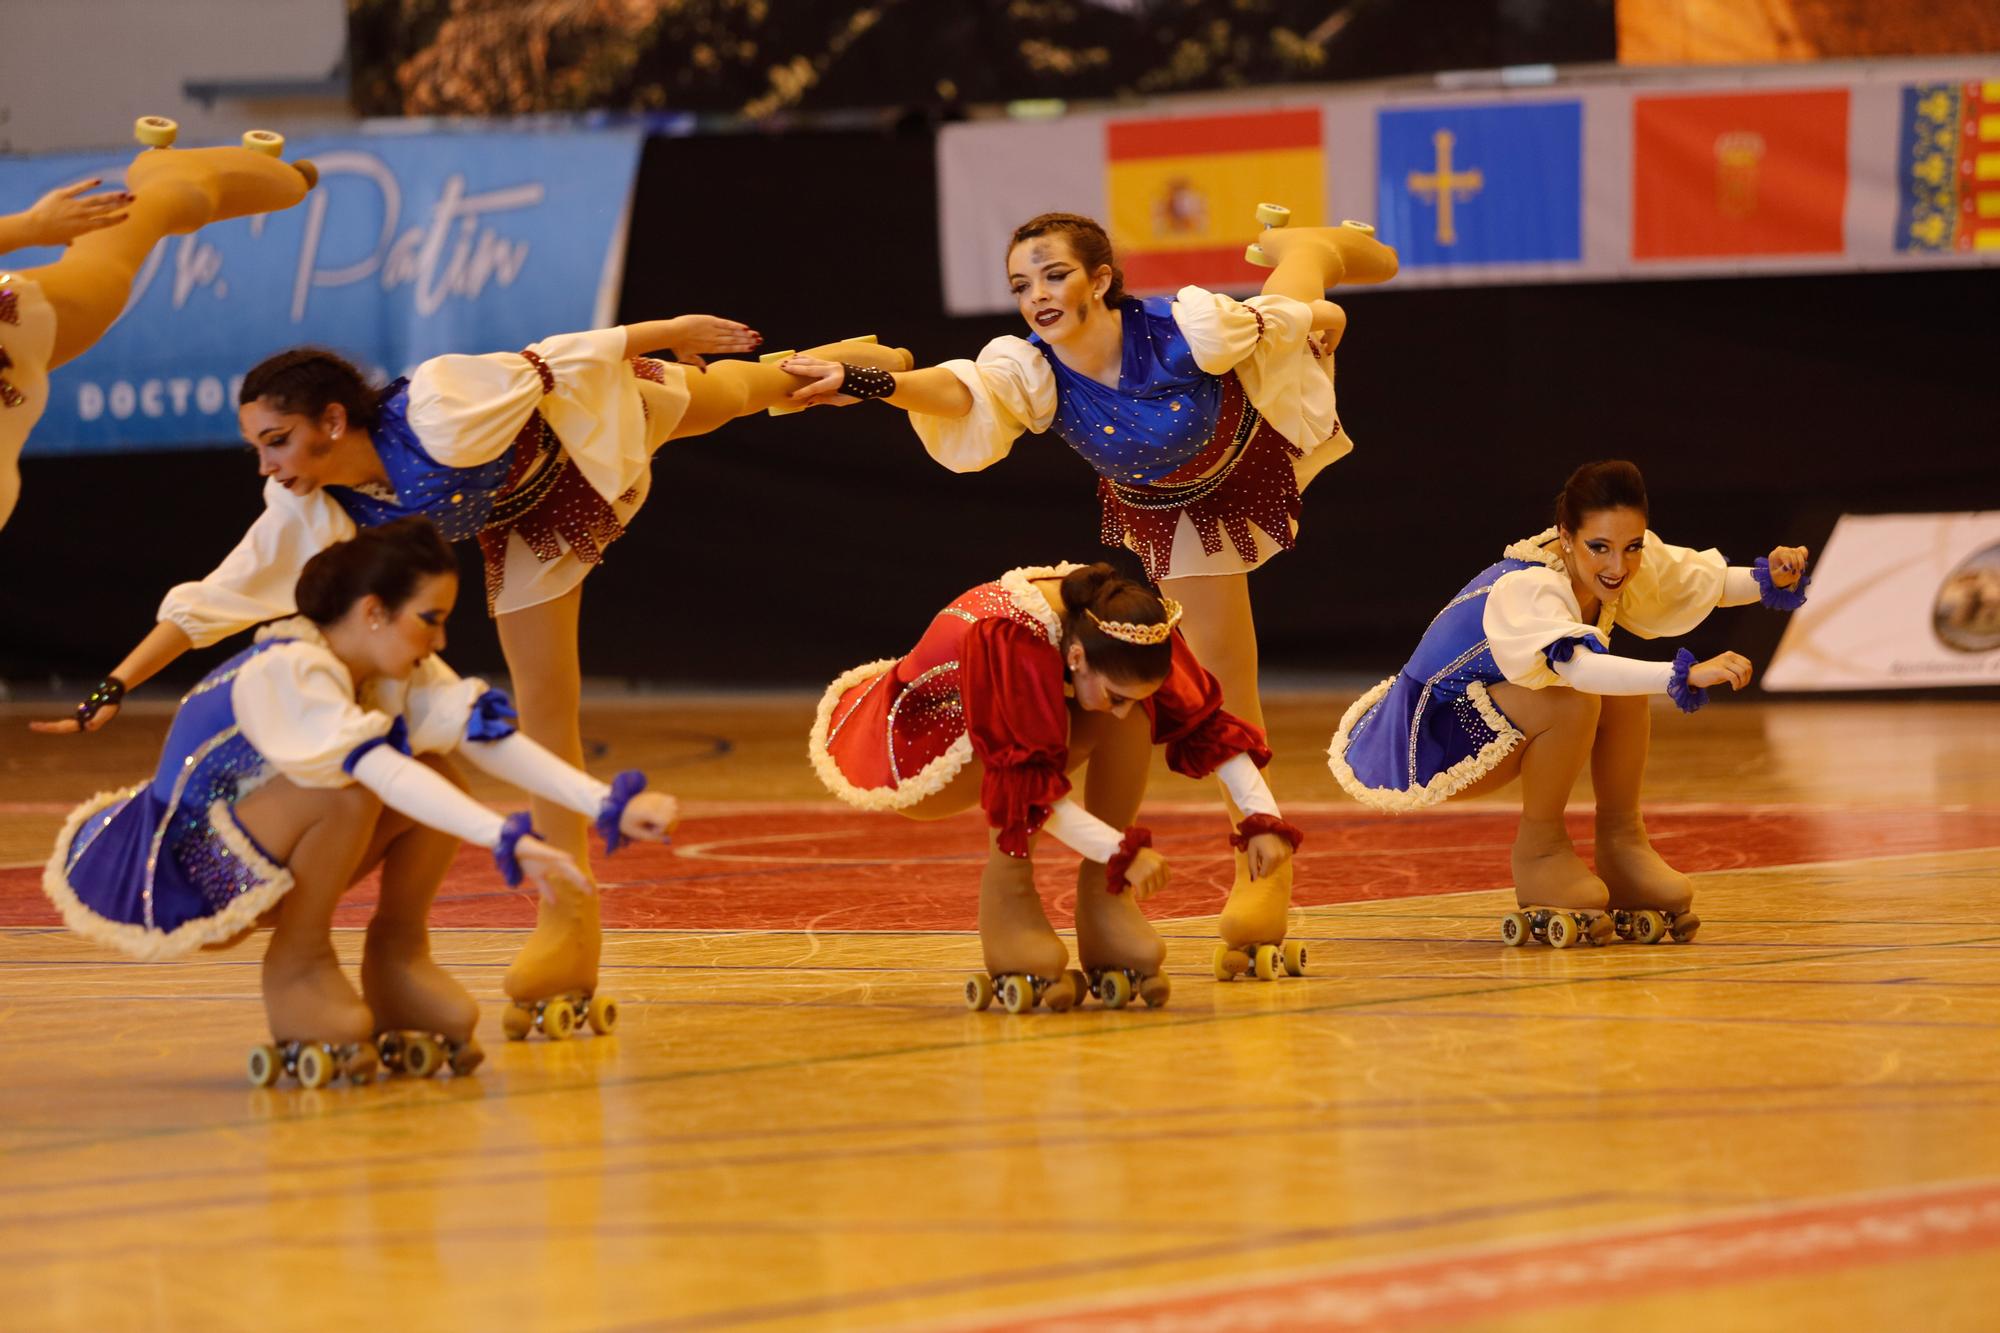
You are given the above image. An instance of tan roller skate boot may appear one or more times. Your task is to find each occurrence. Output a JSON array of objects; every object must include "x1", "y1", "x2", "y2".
[
  {"x1": 1215, "y1": 852, "x2": 1304, "y2": 982},
  {"x1": 363, "y1": 923, "x2": 485, "y2": 1077},
  {"x1": 760, "y1": 334, "x2": 916, "y2": 415},
  {"x1": 1500, "y1": 817, "x2": 1615, "y2": 949},
  {"x1": 1595, "y1": 810, "x2": 1701, "y2": 944},
  {"x1": 250, "y1": 945, "x2": 380, "y2": 1088},
  {"x1": 122, "y1": 119, "x2": 316, "y2": 234},
  {"x1": 501, "y1": 882, "x2": 617, "y2": 1041},
  {"x1": 1073, "y1": 862, "x2": 1171, "y2": 1009},
  {"x1": 1243, "y1": 204, "x2": 1400, "y2": 286},
  {"x1": 965, "y1": 859, "x2": 1074, "y2": 1013}
]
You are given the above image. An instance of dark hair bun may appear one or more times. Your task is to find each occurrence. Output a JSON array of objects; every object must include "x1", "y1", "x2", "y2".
[
  {"x1": 296, "y1": 518, "x2": 458, "y2": 625},
  {"x1": 1555, "y1": 459, "x2": 1649, "y2": 533},
  {"x1": 1056, "y1": 561, "x2": 1174, "y2": 682},
  {"x1": 239, "y1": 346, "x2": 380, "y2": 432}
]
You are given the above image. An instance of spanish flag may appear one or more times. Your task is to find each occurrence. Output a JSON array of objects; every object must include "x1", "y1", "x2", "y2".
[
  {"x1": 1897, "y1": 81, "x2": 2000, "y2": 254},
  {"x1": 1105, "y1": 108, "x2": 1325, "y2": 293}
]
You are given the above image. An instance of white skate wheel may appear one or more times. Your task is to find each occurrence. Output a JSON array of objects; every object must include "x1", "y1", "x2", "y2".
[
  {"x1": 1095, "y1": 971, "x2": 1133, "y2": 1009},
  {"x1": 295, "y1": 1044, "x2": 333, "y2": 1089},
  {"x1": 1630, "y1": 909, "x2": 1667, "y2": 945},
  {"x1": 1255, "y1": 202, "x2": 1291, "y2": 229},
  {"x1": 1341, "y1": 219, "x2": 1377, "y2": 235},
  {"x1": 964, "y1": 974, "x2": 995, "y2": 1011},
  {"x1": 242, "y1": 129, "x2": 285, "y2": 156},
  {"x1": 1546, "y1": 913, "x2": 1577, "y2": 949},
  {"x1": 135, "y1": 116, "x2": 179, "y2": 148},
  {"x1": 246, "y1": 1043, "x2": 279, "y2": 1088},
  {"x1": 999, "y1": 975, "x2": 1034, "y2": 1014},
  {"x1": 1243, "y1": 242, "x2": 1273, "y2": 268},
  {"x1": 1499, "y1": 912, "x2": 1530, "y2": 947}
]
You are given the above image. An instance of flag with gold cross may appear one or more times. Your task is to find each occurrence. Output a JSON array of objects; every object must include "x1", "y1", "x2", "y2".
[
  {"x1": 1376, "y1": 102, "x2": 1582, "y2": 267},
  {"x1": 1104, "y1": 107, "x2": 1325, "y2": 294},
  {"x1": 1897, "y1": 81, "x2": 2000, "y2": 254}
]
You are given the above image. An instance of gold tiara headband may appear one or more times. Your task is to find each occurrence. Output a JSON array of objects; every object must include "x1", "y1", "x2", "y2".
[{"x1": 1086, "y1": 597, "x2": 1183, "y2": 646}]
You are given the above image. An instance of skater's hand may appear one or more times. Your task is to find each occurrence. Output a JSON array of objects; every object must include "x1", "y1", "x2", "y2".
[
  {"x1": 657, "y1": 314, "x2": 762, "y2": 370},
  {"x1": 28, "y1": 701, "x2": 121, "y2": 735},
  {"x1": 10, "y1": 178, "x2": 132, "y2": 248},
  {"x1": 1689, "y1": 651, "x2": 1753, "y2": 691},
  {"x1": 619, "y1": 791, "x2": 680, "y2": 843},
  {"x1": 1766, "y1": 545, "x2": 1810, "y2": 588},
  {"x1": 1121, "y1": 847, "x2": 1170, "y2": 901},
  {"x1": 779, "y1": 355, "x2": 857, "y2": 406},
  {"x1": 516, "y1": 837, "x2": 592, "y2": 904},
  {"x1": 1245, "y1": 831, "x2": 1293, "y2": 881}
]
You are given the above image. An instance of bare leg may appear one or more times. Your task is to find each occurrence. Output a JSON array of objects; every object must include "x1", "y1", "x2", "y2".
[
  {"x1": 1591, "y1": 695, "x2": 1695, "y2": 915},
  {"x1": 356, "y1": 754, "x2": 482, "y2": 1045},
  {"x1": 1471, "y1": 683, "x2": 1608, "y2": 911},
  {"x1": 494, "y1": 583, "x2": 602, "y2": 1010},
  {"x1": 668, "y1": 337, "x2": 915, "y2": 439},
  {"x1": 1071, "y1": 705, "x2": 1167, "y2": 1001}
]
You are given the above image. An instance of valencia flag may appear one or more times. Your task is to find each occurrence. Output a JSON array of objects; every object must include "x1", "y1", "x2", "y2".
[{"x1": 1897, "y1": 81, "x2": 2000, "y2": 254}]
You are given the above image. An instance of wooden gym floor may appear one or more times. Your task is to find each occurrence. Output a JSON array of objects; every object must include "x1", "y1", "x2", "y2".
[{"x1": 1, "y1": 691, "x2": 1996, "y2": 1331}]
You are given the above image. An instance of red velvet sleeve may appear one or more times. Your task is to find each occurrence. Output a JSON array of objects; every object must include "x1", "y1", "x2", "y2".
[
  {"x1": 1144, "y1": 632, "x2": 1273, "y2": 779},
  {"x1": 962, "y1": 618, "x2": 1072, "y2": 857}
]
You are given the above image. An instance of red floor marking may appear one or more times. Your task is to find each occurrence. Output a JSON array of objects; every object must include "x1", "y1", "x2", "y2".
[
  {"x1": 941, "y1": 1175, "x2": 2000, "y2": 1332},
  {"x1": 9, "y1": 807, "x2": 1998, "y2": 934}
]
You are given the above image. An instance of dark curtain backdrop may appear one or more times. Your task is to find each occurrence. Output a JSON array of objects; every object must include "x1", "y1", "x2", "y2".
[{"x1": 5, "y1": 125, "x2": 1996, "y2": 691}]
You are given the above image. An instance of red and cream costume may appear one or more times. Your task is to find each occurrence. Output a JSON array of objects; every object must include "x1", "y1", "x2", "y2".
[{"x1": 809, "y1": 563, "x2": 1299, "y2": 872}]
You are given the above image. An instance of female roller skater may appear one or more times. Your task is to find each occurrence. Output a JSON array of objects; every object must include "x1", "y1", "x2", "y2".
[
  {"x1": 810, "y1": 561, "x2": 1303, "y2": 1010},
  {"x1": 1328, "y1": 460, "x2": 1811, "y2": 948},
  {"x1": 36, "y1": 314, "x2": 909, "y2": 1036},
  {"x1": 43, "y1": 520, "x2": 678, "y2": 1086},
  {"x1": 784, "y1": 206, "x2": 1389, "y2": 979},
  {"x1": 1, "y1": 116, "x2": 315, "y2": 529}
]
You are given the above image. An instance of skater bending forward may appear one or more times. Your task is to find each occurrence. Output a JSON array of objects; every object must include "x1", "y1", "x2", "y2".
[
  {"x1": 1327, "y1": 460, "x2": 1810, "y2": 948},
  {"x1": 42, "y1": 520, "x2": 677, "y2": 1086},
  {"x1": 810, "y1": 561, "x2": 1303, "y2": 1012}
]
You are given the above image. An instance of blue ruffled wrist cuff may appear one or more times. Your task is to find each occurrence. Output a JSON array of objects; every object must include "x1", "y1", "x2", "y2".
[
  {"x1": 494, "y1": 811, "x2": 537, "y2": 888},
  {"x1": 465, "y1": 688, "x2": 520, "y2": 742},
  {"x1": 595, "y1": 770, "x2": 649, "y2": 854},
  {"x1": 1666, "y1": 647, "x2": 1708, "y2": 714},
  {"x1": 1752, "y1": 557, "x2": 1811, "y2": 611}
]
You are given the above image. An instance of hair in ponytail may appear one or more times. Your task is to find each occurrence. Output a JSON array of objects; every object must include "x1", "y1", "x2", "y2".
[
  {"x1": 1057, "y1": 562, "x2": 1174, "y2": 682},
  {"x1": 295, "y1": 518, "x2": 456, "y2": 626}
]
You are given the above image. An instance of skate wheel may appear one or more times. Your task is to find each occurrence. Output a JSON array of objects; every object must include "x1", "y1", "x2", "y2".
[
  {"x1": 1044, "y1": 976, "x2": 1078, "y2": 1013},
  {"x1": 295, "y1": 1044, "x2": 332, "y2": 1090},
  {"x1": 1341, "y1": 219, "x2": 1378, "y2": 235},
  {"x1": 242, "y1": 129, "x2": 285, "y2": 156},
  {"x1": 401, "y1": 1034, "x2": 443, "y2": 1078},
  {"x1": 964, "y1": 974, "x2": 995, "y2": 1011},
  {"x1": 1139, "y1": 972, "x2": 1171, "y2": 1008},
  {"x1": 1066, "y1": 969, "x2": 1090, "y2": 1009},
  {"x1": 1212, "y1": 943, "x2": 1239, "y2": 981},
  {"x1": 1500, "y1": 912, "x2": 1530, "y2": 947},
  {"x1": 1255, "y1": 202, "x2": 1292, "y2": 229},
  {"x1": 1629, "y1": 909, "x2": 1667, "y2": 945},
  {"x1": 1281, "y1": 939, "x2": 1308, "y2": 977},
  {"x1": 1252, "y1": 944, "x2": 1282, "y2": 981},
  {"x1": 542, "y1": 997, "x2": 579, "y2": 1040},
  {"x1": 1096, "y1": 970, "x2": 1133, "y2": 1010},
  {"x1": 1669, "y1": 910, "x2": 1702, "y2": 943},
  {"x1": 134, "y1": 116, "x2": 178, "y2": 148},
  {"x1": 586, "y1": 994, "x2": 620, "y2": 1035},
  {"x1": 501, "y1": 1002, "x2": 534, "y2": 1041},
  {"x1": 345, "y1": 1043, "x2": 380, "y2": 1086},
  {"x1": 1243, "y1": 242, "x2": 1273, "y2": 269},
  {"x1": 449, "y1": 1040, "x2": 485, "y2": 1077},
  {"x1": 294, "y1": 159, "x2": 319, "y2": 190},
  {"x1": 999, "y1": 975, "x2": 1035, "y2": 1014},
  {"x1": 1546, "y1": 913, "x2": 1577, "y2": 950},
  {"x1": 246, "y1": 1044, "x2": 279, "y2": 1088}
]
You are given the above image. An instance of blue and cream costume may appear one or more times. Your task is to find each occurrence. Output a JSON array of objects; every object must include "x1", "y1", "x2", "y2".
[
  {"x1": 909, "y1": 287, "x2": 1349, "y2": 580},
  {"x1": 1329, "y1": 528, "x2": 1809, "y2": 811},
  {"x1": 43, "y1": 617, "x2": 646, "y2": 959}
]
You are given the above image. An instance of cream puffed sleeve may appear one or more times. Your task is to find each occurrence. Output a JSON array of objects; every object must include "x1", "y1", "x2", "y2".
[
  {"x1": 1483, "y1": 567, "x2": 1608, "y2": 690},
  {"x1": 157, "y1": 482, "x2": 357, "y2": 649},
  {"x1": 908, "y1": 335, "x2": 1057, "y2": 473},
  {"x1": 1612, "y1": 532, "x2": 1730, "y2": 639},
  {"x1": 232, "y1": 643, "x2": 396, "y2": 788},
  {"x1": 383, "y1": 655, "x2": 508, "y2": 755},
  {"x1": 405, "y1": 326, "x2": 647, "y2": 505},
  {"x1": 1170, "y1": 286, "x2": 1340, "y2": 454}
]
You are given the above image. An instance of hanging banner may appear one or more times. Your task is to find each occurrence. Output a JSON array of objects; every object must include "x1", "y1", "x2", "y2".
[
  {"x1": 0, "y1": 127, "x2": 641, "y2": 455},
  {"x1": 1764, "y1": 512, "x2": 2000, "y2": 691},
  {"x1": 1377, "y1": 101, "x2": 1583, "y2": 269}
]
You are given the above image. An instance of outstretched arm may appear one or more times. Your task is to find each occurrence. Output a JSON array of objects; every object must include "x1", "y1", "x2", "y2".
[{"x1": 29, "y1": 621, "x2": 193, "y2": 734}]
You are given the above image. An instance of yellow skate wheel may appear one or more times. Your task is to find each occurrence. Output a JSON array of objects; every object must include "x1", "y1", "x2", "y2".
[
  {"x1": 134, "y1": 116, "x2": 178, "y2": 148},
  {"x1": 587, "y1": 994, "x2": 620, "y2": 1035},
  {"x1": 1255, "y1": 202, "x2": 1292, "y2": 228},
  {"x1": 1252, "y1": 944, "x2": 1282, "y2": 981},
  {"x1": 1095, "y1": 970, "x2": 1133, "y2": 1010},
  {"x1": 1669, "y1": 910, "x2": 1702, "y2": 943},
  {"x1": 1243, "y1": 242, "x2": 1273, "y2": 269},
  {"x1": 542, "y1": 997, "x2": 579, "y2": 1040},
  {"x1": 242, "y1": 130, "x2": 285, "y2": 156},
  {"x1": 1139, "y1": 972, "x2": 1171, "y2": 1008},
  {"x1": 999, "y1": 975, "x2": 1034, "y2": 1014},
  {"x1": 1341, "y1": 219, "x2": 1378, "y2": 235},
  {"x1": 1546, "y1": 912, "x2": 1577, "y2": 949},
  {"x1": 1500, "y1": 911, "x2": 1530, "y2": 947},
  {"x1": 401, "y1": 1034, "x2": 443, "y2": 1078},
  {"x1": 246, "y1": 1044, "x2": 279, "y2": 1088},
  {"x1": 1066, "y1": 970, "x2": 1090, "y2": 1009},
  {"x1": 964, "y1": 974, "x2": 995, "y2": 1011},
  {"x1": 1629, "y1": 909, "x2": 1667, "y2": 945},
  {"x1": 295, "y1": 1044, "x2": 332, "y2": 1090},
  {"x1": 345, "y1": 1042, "x2": 380, "y2": 1086},
  {"x1": 501, "y1": 1002, "x2": 534, "y2": 1041},
  {"x1": 449, "y1": 1040, "x2": 485, "y2": 1076},
  {"x1": 1282, "y1": 939, "x2": 1308, "y2": 977}
]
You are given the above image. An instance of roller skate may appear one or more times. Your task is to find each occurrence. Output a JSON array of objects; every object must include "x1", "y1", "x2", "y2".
[
  {"x1": 761, "y1": 333, "x2": 916, "y2": 416},
  {"x1": 1243, "y1": 202, "x2": 1400, "y2": 286},
  {"x1": 1214, "y1": 853, "x2": 1306, "y2": 982},
  {"x1": 1596, "y1": 810, "x2": 1702, "y2": 945},
  {"x1": 122, "y1": 116, "x2": 317, "y2": 234},
  {"x1": 376, "y1": 1030, "x2": 484, "y2": 1078},
  {"x1": 361, "y1": 930, "x2": 485, "y2": 1076},
  {"x1": 246, "y1": 1039, "x2": 380, "y2": 1089},
  {"x1": 255, "y1": 943, "x2": 379, "y2": 1087},
  {"x1": 502, "y1": 882, "x2": 618, "y2": 1041},
  {"x1": 1499, "y1": 816, "x2": 1616, "y2": 948},
  {"x1": 964, "y1": 860, "x2": 1075, "y2": 1013},
  {"x1": 1074, "y1": 862, "x2": 1171, "y2": 1009}
]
